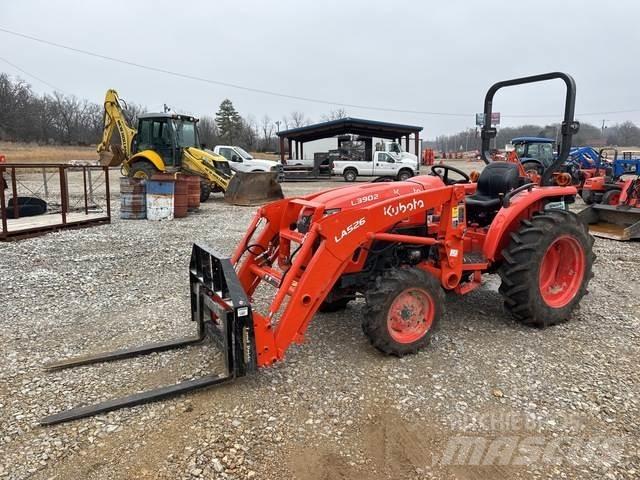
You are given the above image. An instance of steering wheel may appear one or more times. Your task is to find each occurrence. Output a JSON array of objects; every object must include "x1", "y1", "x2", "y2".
[{"x1": 430, "y1": 164, "x2": 470, "y2": 185}]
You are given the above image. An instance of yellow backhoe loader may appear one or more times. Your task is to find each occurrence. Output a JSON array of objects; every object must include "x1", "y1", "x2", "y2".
[{"x1": 98, "y1": 89, "x2": 283, "y2": 204}]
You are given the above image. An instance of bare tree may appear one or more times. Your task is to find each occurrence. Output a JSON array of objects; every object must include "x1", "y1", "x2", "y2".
[
  {"x1": 240, "y1": 114, "x2": 259, "y2": 151},
  {"x1": 289, "y1": 111, "x2": 310, "y2": 128},
  {"x1": 260, "y1": 114, "x2": 275, "y2": 151},
  {"x1": 321, "y1": 108, "x2": 348, "y2": 122}
]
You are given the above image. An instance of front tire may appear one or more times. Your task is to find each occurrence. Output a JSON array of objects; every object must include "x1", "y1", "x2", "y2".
[
  {"x1": 602, "y1": 188, "x2": 621, "y2": 206},
  {"x1": 363, "y1": 268, "x2": 443, "y2": 356},
  {"x1": 200, "y1": 181, "x2": 211, "y2": 202},
  {"x1": 498, "y1": 210, "x2": 594, "y2": 327},
  {"x1": 580, "y1": 189, "x2": 594, "y2": 205}
]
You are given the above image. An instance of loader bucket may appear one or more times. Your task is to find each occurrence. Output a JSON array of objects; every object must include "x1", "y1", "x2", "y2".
[
  {"x1": 578, "y1": 204, "x2": 640, "y2": 241},
  {"x1": 224, "y1": 171, "x2": 284, "y2": 206}
]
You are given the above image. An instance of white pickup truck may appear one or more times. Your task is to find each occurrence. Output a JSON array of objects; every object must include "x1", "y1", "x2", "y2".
[
  {"x1": 332, "y1": 151, "x2": 419, "y2": 182},
  {"x1": 212, "y1": 145, "x2": 282, "y2": 174}
]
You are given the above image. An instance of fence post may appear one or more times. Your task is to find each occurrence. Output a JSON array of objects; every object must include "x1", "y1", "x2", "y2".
[
  {"x1": 42, "y1": 167, "x2": 49, "y2": 197},
  {"x1": 83, "y1": 167, "x2": 89, "y2": 214},
  {"x1": 59, "y1": 166, "x2": 67, "y2": 224},
  {"x1": 0, "y1": 166, "x2": 7, "y2": 238},
  {"x1": 104, "y1": 166, "x2": 111, "y2": 220},
  {"x1": 11, "y1": 167, "x2": 18, "y2": 219},
  {"x1": 88, "y1": 168, "x2": 95, "y2": 204}
]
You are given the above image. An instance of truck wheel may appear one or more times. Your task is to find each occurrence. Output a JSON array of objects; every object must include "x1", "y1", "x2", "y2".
[
  {"x1": 200, "y1": 181, "x2": 211, "y2": 202},
  {"x1": 397, "y1": 169, "x2": 413, "y2": 181},
  {"x1": 343, "y1": 169, "x2": 357, "y2": 182},
  {"x1": 363, "y1": 268, "x2": 443, "y2": 356},
  {"x1": 498, "y1": 210, "x2": 594, "y2": 328},
  {"x1": 129, "y1": 162, "x2": 158, "y2": 180},
  {"x1": 602, "y1": 188, "x2": 621, "y2": 206}
]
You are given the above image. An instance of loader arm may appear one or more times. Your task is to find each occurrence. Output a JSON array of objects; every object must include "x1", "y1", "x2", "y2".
[
  {"x1": 181, "y1": 147, "x2": 230, "y2": 191},
  {"x1": 97, "y1": 89, "x2": 137, "y2": 161}
]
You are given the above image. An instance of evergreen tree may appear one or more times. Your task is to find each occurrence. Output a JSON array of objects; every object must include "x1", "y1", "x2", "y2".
[{"x1": 215, "y1": 99, "x2": 242, "y2": 144}]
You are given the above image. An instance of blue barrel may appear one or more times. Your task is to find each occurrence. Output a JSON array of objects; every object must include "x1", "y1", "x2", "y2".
[
  {"x1": 120, "y1": 177, "x2": 146, "y2": 220},
  {"x1": 146, "y1": 175, "x2": 175, "y2": 221}
]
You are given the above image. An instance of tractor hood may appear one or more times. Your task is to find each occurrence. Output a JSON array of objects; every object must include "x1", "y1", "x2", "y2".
[{"x1": 308, "y1": 175, "x2": 444, "y2": 212}]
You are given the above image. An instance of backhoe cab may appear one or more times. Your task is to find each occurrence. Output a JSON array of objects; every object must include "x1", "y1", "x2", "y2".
[
  {"x1": 42, "y1": 73, "x2": 594, "y2": 425},
  {"x1": 98, "y1": 90, "x2": 283, "y2": 204}
]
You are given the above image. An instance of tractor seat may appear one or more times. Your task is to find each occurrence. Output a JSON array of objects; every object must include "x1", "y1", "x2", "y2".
[{"x1": 466, "y1": 162, "x2": 522, "y2": 210}]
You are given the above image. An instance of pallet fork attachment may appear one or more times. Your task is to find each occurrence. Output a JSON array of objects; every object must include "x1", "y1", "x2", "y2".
[{"x1": 40, "y1": 243, "x2": 257, "y2": 425}]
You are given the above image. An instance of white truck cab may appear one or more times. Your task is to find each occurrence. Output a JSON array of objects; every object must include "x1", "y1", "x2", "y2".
[{"x1": 212, "y1": 145, "x2": 281, "y2": 174}]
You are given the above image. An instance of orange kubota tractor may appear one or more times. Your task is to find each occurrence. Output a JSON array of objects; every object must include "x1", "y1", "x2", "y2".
[{"x1": 42, "y1": 73, "x2": 594, "y2": 425}]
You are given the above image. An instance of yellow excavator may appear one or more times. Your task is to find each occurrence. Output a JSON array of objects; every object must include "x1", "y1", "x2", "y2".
[{"x1": 98, "y1": 89, "x2": 283, "y2": 204}]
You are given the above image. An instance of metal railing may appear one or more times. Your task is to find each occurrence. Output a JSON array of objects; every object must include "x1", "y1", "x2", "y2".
[{"x1": 0, "y1": 163, "x2": 112, "y2": 240}]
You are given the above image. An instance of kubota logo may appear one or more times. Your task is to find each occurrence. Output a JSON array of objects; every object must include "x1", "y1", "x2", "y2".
[
  {"x1": 383, "y1": 198, "x2": 425, "y2": 217},
  {"x1": 334, "y1": 217, "x2": 366, "y2": 243}
]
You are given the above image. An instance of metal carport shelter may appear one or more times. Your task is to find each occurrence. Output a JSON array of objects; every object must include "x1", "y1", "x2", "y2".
[{"x1": 277, "y1": 117, "x2": 423, "y2": 164}]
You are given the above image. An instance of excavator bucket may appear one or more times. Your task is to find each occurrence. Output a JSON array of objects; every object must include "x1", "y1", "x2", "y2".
[
  {"x1": 578, "y1": 204, "x2": 640, "y2": 241},
  {"x1": 224, "y1": 171, "x2": 284, "y2": 206}
]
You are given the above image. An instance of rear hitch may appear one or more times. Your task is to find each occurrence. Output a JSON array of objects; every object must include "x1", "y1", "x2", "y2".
[{"x1": 40, "y1": 243, "x2": 256, "y2": 425}]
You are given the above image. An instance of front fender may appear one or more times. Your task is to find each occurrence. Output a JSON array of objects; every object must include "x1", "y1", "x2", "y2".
[{"x1": 482, "y1": 186, "x2": 577, "y2": 262}]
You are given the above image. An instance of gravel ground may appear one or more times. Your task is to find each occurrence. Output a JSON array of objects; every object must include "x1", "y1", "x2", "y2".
[{"x1": 1, "y1": 163, "x2": 639, "y2": 479}]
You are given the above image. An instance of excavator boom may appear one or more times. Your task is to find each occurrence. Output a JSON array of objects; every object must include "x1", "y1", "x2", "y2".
[{"x1": 97, "y1": 89, "x2": 137, "y2": 167}]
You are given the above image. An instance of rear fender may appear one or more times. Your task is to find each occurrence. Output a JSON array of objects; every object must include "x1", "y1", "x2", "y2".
[{"x1": 482, "y1": 186, "x2": 577, "y2": 262}]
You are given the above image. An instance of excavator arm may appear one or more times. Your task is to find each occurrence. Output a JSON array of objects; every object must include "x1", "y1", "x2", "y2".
[{"x1": 97, "y1": 89, "x2": 137, "y2": 166}]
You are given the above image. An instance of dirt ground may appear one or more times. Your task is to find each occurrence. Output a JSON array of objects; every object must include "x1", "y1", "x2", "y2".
[{"x1": 1, "y1": 159, "x2": 639, "y2": 480}]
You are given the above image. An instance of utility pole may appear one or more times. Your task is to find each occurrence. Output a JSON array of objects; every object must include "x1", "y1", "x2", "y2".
[
  {"x1": 275, "y1": 120, "x2": 281, "y2": 133},
  {"x1": 601, "y1": 119, "x2": 608, "y2": 137}
]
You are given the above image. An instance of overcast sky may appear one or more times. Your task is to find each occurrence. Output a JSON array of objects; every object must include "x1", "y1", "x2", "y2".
[{"x1": 1, "y1": 0, "x2": 639, "y2": 138}]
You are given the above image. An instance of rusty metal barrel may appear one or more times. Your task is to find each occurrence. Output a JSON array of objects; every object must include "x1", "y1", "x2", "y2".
[
  {"x1": 186, "y1": 175, "x2": 201, "y2": 210},
  {"x1": 174, "y1": 176, "x2": 189, "y2": 218},
  {"x1": 120, "y1": 177, "x2": 146, "y2": 220}
]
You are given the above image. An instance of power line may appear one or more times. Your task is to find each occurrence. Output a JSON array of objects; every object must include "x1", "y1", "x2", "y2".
[
  {"x1": 0, "y1": 26, "x2": 471, "y2": 117},
  {"x1": 0, "y1": 55, "x2": 66, "y2": 93},
  {"x1": 1, "y1": 25, "x2": 640, "y2": 120}
]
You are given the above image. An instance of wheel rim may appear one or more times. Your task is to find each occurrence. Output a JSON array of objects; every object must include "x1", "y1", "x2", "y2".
[
  {"x1": 606, "y1": 191, "x2": 620, "y2": 205},
  {"x1": 539, "y1": 235, "x2": 585, "y2": 308},
  {"x1": 387, "y1": 287, "x2": 434, "y2": 343},
  {"x1": 132, "y1": 171, "x2": 148, "y2": 179}
]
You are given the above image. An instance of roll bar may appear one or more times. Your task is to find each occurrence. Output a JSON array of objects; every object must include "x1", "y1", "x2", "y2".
[{"x1": 480, "y1": 72, "x2": 580, "y2": 186}]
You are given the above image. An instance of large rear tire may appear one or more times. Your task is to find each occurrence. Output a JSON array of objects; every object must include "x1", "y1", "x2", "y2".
[
  {"x1": 498, "y1": 210, "x2": 594, "y2": 327},
  {"x1": 363, "y1": 268, "x2": 443, "y2": 356}
]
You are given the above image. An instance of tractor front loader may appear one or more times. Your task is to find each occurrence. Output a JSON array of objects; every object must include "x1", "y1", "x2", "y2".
[{"x1": 41, "y1": 73, "x2": 594, "y2": 426}]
